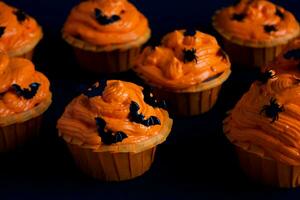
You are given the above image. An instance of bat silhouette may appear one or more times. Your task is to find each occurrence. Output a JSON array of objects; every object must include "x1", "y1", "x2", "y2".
[
  {"x1": 143, "y1": 86, "x2": 167, "y2": 109},
  {"x1": 95, "y1": 117, "x2": 128, "y2": 145},
  {"x1": 264, "y1": 25, "x2": 277, "y2": 33},
  {"x1": 284, "y1": 49, "x2": 300, "y2": 60},
  {"x1": 94, "y1": 8, "x2": 121, "y2": 25},
  {"x1": 83, "y1": 79, "x2": 107, "y2": 98},
  {"x1": 129, "y1": 101, "x2": 161, "y2": 127},
  {"x1": 14, "y1": 9, "x2": 27, "y2": 23},
  {"x1": 11, "y1": 82, "x2": 40, "y2": 99}
]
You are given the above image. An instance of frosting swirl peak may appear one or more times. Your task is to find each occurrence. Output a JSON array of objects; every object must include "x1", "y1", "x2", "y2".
[
  {"x1": 134, "y1": 30, "x2": 231, "y2": 91},
  {"x1": 57, "y1": 80, "x2": 172, "y2": 152}
]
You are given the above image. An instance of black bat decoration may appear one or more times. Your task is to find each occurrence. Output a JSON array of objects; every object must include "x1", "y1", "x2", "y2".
[
  {"x1": 129, "y1": 101, "x2": 161, "y2": 127},
  {"x1": 143, "y1": 86, "x2": 167, "y2": 109},
  {"x1": 183, "y1": 48, "x2": 198, "y2": 63},
  {"x1": 183, "y1": 29, "x2": 197, "y2": 37},
  {"x1": 0, "y1": 26, "x2": 5, "y2": 38},
  {"x1": 95, "y1": 117, "x2": 128, "y2": 145},
  {"x1": 283, "y1": 49, "x2": 300, "y2": 60},
  {"x1": 13, "y1": 9, "x2": 28, "y2": 23},
  {"x1": 257, "y1": 70, "x2": 276, "y2": 84},
  {"x1": 83, "y1": 79, "x2": 107, "y2": 98},
  {"x1": 231, "y1": 13, "x2": 246, "y2": 21},
  {"x1": 11, "y1": 82, "x2": 40, "y2": 99},
  {"x1": 264, "y1": 25, "x2": 277, "y2": 33},
  {"x1": 94, "y1": 8, "x2": 121, "y2": 25},
  {"x1": 275, "y1": 7, "x2": 284, "y2": 20}
]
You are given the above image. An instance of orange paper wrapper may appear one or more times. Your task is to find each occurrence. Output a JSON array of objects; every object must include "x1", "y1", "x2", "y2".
[
  {"x1": 0, "y1": 115, "x2": 42, "y2": 152},
  {"x1": 63, "y1": 30, "x2": 150, "y2": 74},
  {"x1": 222, "y1": 38, "x2": 285, "y2": 68},
  {"x1": 153, "y1": 85, "x2": 221, "y2": 117},
  {"x1": 73, "y1": 47, "x2": 141, "y2": 74},
  {"x1": 236, "y1": 146, "x2": 300, "y2": 188},
  {"x1": 0, "y1": 96, "x2": 51, "y2": 152},
  {"x1": 67, "y1": 143, "x2": 156, "y2": 181}
]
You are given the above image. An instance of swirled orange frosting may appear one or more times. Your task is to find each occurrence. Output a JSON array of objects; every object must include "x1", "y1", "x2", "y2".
[
  {"x1": 134, "y1": 30, "x2": 231, "y2": 90},
  {"x1": 0, "y1": 53, "x2": 51, "y2": 117},
  {"x1": 63, "y1": 0, "x2": 150, "y2": 46},
  {"x1": 224, "y1": 73, "x2": 300, "y2": 165},
  {"x1": 267, "y1": 37, "x2": 300, "y2": 76},
  {"x1": 57, "y1": 80, "x2": 171, "y2": 150},
  {"x1": 0, "y1": 2, "x2": 42, "y2": 55},
  {"x1": 213, "y1": 0, "x2": 300, "y2": 45}
]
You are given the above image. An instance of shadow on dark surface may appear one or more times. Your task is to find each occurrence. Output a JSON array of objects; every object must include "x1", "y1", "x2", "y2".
[{"x1": 0, "y1": 0, "x2": 300, "y2": 199}]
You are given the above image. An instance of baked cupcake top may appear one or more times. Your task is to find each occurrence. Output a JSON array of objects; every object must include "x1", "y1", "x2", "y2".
[
  {"x1": 224, "y1": 72, "x2": 300, "y2": 165},
  {"x1": 266, "y1": 37, "x2": 300, "y2": 76},
  {"x1": 0, "y1": 53, "x2": 51, "y2": 118},
  {"x1": 213, "y1": 0, "x2": 300, "y2": 47},
  {"x1": 57, "y1": 80, "x2": 172, "y2": 153},
  {"x1": 134, "y1": 29, "x2": 231, "y2": 92},
  {"x1": 0, "y1": 2, "x2": 43, "y2": 56},
  {"x1": 62, "y1": 0, "x2": 150, "y2": 50}
]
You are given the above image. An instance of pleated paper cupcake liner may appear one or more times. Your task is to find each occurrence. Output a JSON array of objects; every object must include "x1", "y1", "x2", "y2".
[
  {"x1": 236, "y1": 146, "x2": 300, "y2": 188},
  {"x1": 0, "y1": 96, "x2": 51, "y2": 152},
  {"x1": 68, "y1": 143, "x2": 156, "y2": 181}
]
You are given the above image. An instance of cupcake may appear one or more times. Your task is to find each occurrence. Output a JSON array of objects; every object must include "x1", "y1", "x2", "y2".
[
  {"x1": 133, "y1": 29, "x2": 231, "y2": 116},
  {"x1": 265, "y1": 37, "x2": 300, "y2": 75},
  {"x1": 62, "y1": 0, "x2": 151, "y2": 74},
  {"x1": 213, "y1": 0, "x2": 300, "y2": 68},
  {"x1": 0, "y1": 53, "x2": 52, "y2": 151},
  {"x1": 57, "y1": 80, "x2": 172, "y2": 181},
  {"x1": 224, "y1": 72, "x2": 300, "y2": 187},
  {"x1": 0, "y1": 2, "x2": 43, "y2": 60}
]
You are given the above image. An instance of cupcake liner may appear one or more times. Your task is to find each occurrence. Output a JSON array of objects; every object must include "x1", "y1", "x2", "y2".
[
  {"x1": 134, "y1": 69, "x2": 231, "y2": 117},
  {"x1": 222, "y1": 38, "x2": 285, "y2": 68},
  {"x1": 235, "y1": 146, "x2": 300, "y2": 188},
  {"x1": 73, "y1": 46, "x2": 141, "y2": 74},
  {"x1": 63, "y1": 30, "x2": 150, "y2": 74},
  {"x1": 153, "y1": 85, "x2": 222, "y2": 116},
  {"x1": 0, "y1": 115, "x2": 42, "y2": 152},
  {"x1": 0, "y1": 96, "x2": 51, "y2": 152},
  {"x1": 67, "y1": 143, "x2": 156, "y2": 181}
]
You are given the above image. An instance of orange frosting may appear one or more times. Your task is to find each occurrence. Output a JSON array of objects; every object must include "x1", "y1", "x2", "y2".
[
  {"x1": 224, "y1": 73, "x2": 300, "y2": 165},
  {"x1": 0, "y1": 53, "x2": 51, "y2": 117},
  {"x1": 267, "y1": 37, "x2": 300, "y2": 76},
  {"x1": 63, "y1": 0, "x2": 150, "y2": 46},
  {"x1": 213, "y1": 0, "x2": 300, "y2": 45},
  {"x1": 57, "y1": 80, "x2": 172, "y2": 151},
  {"x1": 134, "y1": 30, "x2": 231, "y2": 91},
  {"x1": 0, "y1": 2, "x2": 42, "y2": 56}
]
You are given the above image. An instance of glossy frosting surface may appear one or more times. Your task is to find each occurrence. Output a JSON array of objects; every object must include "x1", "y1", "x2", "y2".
[
  {"x1": 134, "y1": 30, "x2": 231, "y2": 91},
  {"x1": 0, "y1": 2, "x2": 42, "y2": 55},
  {"x1": 213, "y1": 0, "x2": 300, "y2": 44},
  {"x1": 63, "y1": 0, "x2": 150, "y2": 46},
  {"x1": 224, "y1": 73, "x2": 300, "y2": 165},
  {"x1": 57, "y1": 80, "x2": 171, "y2": 149},
  {"x1": 0, "y1": 53, "x2": 51, "y2": 117}
]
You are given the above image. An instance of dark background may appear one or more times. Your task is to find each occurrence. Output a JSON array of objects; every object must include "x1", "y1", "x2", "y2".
[{"x1": 1, "y1": 0, "x2": 300, "y2": 199}]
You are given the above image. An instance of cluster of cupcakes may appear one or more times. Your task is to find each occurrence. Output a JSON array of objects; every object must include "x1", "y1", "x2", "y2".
[{"x1": 0, "y1": 0, "x2": 300, "y2": 187}]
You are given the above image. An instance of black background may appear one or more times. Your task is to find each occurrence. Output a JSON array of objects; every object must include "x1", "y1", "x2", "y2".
[{"x1": 1, "y1": 0, "x2": 300, "y2": 199}]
